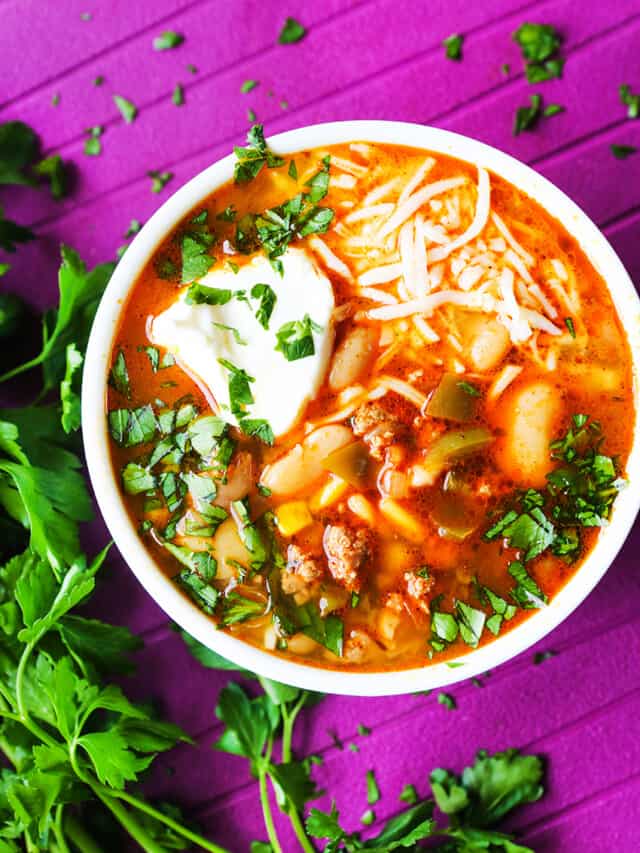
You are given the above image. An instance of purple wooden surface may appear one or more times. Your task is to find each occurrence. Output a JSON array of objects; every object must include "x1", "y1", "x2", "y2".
[{"x1": 2, "y1": 1, "x2": 640, "y2": 850}]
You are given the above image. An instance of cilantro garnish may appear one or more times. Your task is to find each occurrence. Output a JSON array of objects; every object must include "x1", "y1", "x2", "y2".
[
  {"x1": 217, "y1": 205, "x2": 237, "y2": 222},
  {"x1": 180, "y1": 211, "x2": 215, "y2": 281},
  {"x1": 288, "y1": 159, "x2": 298, "y2": 180},
  {"x1": 108, "y1": 404, "x2": 156, "y2": 447},
  {"x1": 84, "y1": 125, "x2": 103, "y2": 156},
  {"x1": 275, "y1": 314, "x2": 322, "y2": 361},
  {"x1": 544, "y1": 103, "x2": 564, "y2": 117},
  {"x1": 108, "y1": 349, "x2": 131, "y2": 398},
  {"x1": 113, "y1": 94, "x2": 138, "y2": 124},
  {"x1": 186, "y1": 283, "x2": 232, "y2": 305},
  {"x1": 443, "y1": 33, "x2": 463, "y2": 61},
  {"x1": 247, "y1": 108, "x2": 257, "y2": 122},
  {"x1": 438, "y1": 692, "x2": 457, "y2": 711},
  {"x1": 212, "y1": 321, "x2": 247, "y2": 345},
  {"x1": 513, "y1": 22, "x2": 563, "y2": 81},
  {"x1": 153, "y1": 30, "x2": 184, "y2": 50},
  {"x1": 366, "y1": 769, "x2": 381, "y2": 804},
  {"x1": 148, "y1": 169, "x2": 174, "y2": 193},
  {"x1": 250, "y1": 282, "x2": 277, "y2": 329},
  {"x1": 564, "y1": 316, "x2": 576, "y2": 337},
  {"x1": 231, "y1": 497, "x2": 267, "y2": 568},
  {"x1": 241, "y1": 79, "x2": 259, "y2": 93},
  {"x1": 304, "y1": 155, "x2": 331, "y2": 202},
  {"x1": 233, "y1": 124, "x2": 285, "y2": 183},
  {"x1": 93, "y1": 75, "x2": 104, "y2": 86},
  {"x1": 172, "y1": 83, "x2": 185, "y2": 106},
  {"x1": 278, "y1": 17, "x2": 306, "y2": 44},
  {"x1": 508, "y1": 561, "x2": 548, "y2": 609},
  {"x1": 239, "y1": 418, "x2": 275, "y2": 445},
  {"x1": 220, "y1": 590, "x2": 265, "y2": 625},
  {"x1": 620, "y1": 83, "x2": 640, "y2": 119},
  {"x1": 514, "y1": 93, "x2": 541, "y2": 134},
  {"x1": 611, "y1": 144, "x2": 637, "y2": 159}
]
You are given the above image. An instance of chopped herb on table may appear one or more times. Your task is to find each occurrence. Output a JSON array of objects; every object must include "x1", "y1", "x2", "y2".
[
  {"x1": 438, "y1": 692, "x2": 457, "y2": 711},
  {"x1": 514, "y1": 93, "x2": 542, "y2": 134},
  {"x1": 153, "y1": 30, "x2": 185, "y2": 50},
  {"x1": 611, "y1": 144, "x2": 637, "y2": 159},
  {"x1": 84, "y1": 125, "x2": 103, "y2": 156},
  {"x1": 172, "y1": 83, "x2": 185, "y2": 106},
  {"x1": 148, "y1": 169, "x2": 174, "y2": 193},
  {"x1": 278, "y1": 16, "x2": 306, "y2": 44},
  {"x1": 513, "y1": 22, "x2": 564, "y2": 82},
  {"x1": 113, "y1": 94, "x2": 138, "y2": 123},
  {"x1": 620, "y1": 83, "x2": 640, "y2": 119},
  {"x1": 241, "y1": 79, "x2": 259, "y2": 93},
  {"x1": 443, "y1": 33, "x2": 464, "y2": 61}
]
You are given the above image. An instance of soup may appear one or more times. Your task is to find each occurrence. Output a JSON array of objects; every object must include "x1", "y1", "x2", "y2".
[{"x1": 106, "y1": 128, "x2": 633, "y2": 671}]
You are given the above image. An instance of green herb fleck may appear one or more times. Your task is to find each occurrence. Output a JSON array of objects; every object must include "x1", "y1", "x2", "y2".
[
  {"x1": 84, "y1": 126, "x2": 103, "y2": 156},
  {"x1": 366, "y1": 769, "x2": 380, "y2": 804},
  {"x1": 154, "y1": 31, "x2": 184, "y2": 51},
  {"x1": 113, "y1": 94, "x2": 138, "y2": 124},
  {"x1": 172, "y1": 84, "x2": 185, "y2": 106},
  {"x1": 437, "y1": 692, "x2": 457, "y2": 711},
  {"x1": 620, "y1": 84, "x2": 640, "y2": 120},
  {"x1": 148, "y1": 170, "x2": 173, "y2": 193},
  {"x1": 241, "y1": 80, "x2": 259, "y2": 94},
  {"x1": 274, "y1": 314, "x2": 322, "y2": 361},
  {"x1": 611, "y1": 144, "x2": 637, "y2": 159},
  {"x1": 514, "y1": 93, "x2": 542, "y2": 135},
  {"x1": 443, "y1": 33, "x2": 463, "y2": 61},
  {"x1": 278, "y1": 17, "x2": 306, "y2": 44}
]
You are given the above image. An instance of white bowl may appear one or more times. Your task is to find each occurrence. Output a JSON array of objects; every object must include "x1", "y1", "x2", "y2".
[{"x1": 83, "y1": 121, "x2": 640, "y2": 696}]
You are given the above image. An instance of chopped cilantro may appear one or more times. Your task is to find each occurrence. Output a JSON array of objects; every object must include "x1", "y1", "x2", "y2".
[
  {"x1": 93, "y1": 75, "x2": 105, "y2": 86},
  {"x1": 124, "y1": 219, "x2": 142, "y2": 237},
  {"x1": 620, "y1": 83, "x2": 640, "y2": 119},
  {"x1": 108, "y1": 349, "x2": 131, "y2": 398},
  {"x1": 366, "y1": 769, "x2": 380, "y2": 804},
  {"x1": 234, "y1": 124, "x2": 285, "y2": 184},
  {"x1": 187, "y1": 63, "x2": 198, "y2": 74},
  {"x1": 185, "y1": 283, "x2": 232, "y2": 305},
  {"x1": 508, "y1": 561, "x2": 547, "y2": 609},
  {"x1": 52, "y1": 92, "x2": 60, "y2": 106},
  {"x1": 84, "y1": 126, "x2": 103, "y2": 156},
  {"x1": 455, "y1": 600, "x2": 485, "y2": 648},
  {"x1": 137, "y1": 345, "x2": 159, "y2": 371},
  {"x1": 399, "y1": 784, "x2": 418, "y2": 804},
  {"x1": 250, "y1": 282, "x2": 277, "y2": 329},
  {"x1": 544, "y1": 103, "x2": 564, "y2": 117},
  {"x1": 443, "y1": 33, "x2": 463, "y2": 61},
  {"x1": 108, "y1": 404, "x2": 157, "y2": 447},
  {"x1": 305, "y1": 156, "x2": 331, "y2": 202},
  {"x1": 247, "y1": 108, "x2": 256, "y2": 122},
  {"x1": 357, "y1": 723, "x2": 371, "y2": 736},
  {"x1": 525, "y1": 58, "x2": 564, "y2": 83},
  {"x1": 279, "y1": 100, "x2": 288, "y2": 110},
  {"x1": 220, "y1": 591, "x2": 265, "y2": 625},
  {"x1": 113, "y1": 94, "x2": 137, "y2": 124},
  {"x1": 288, "y1": 159, "x2": 298, "y2": 180},
  {"x1": 217, "y1": 205, "x2": 237, "y2": 222},
  {"x1": 513, "y1": 22, "x2": 560, "y2": 63},
  {"x1": 238, "y1": 418, "x2": 275, "y2": 445},
  {"x1": 241, "y1": 79, "x2": 259, "y2": 94},
  {"x1": 501, "y1": 63, "x2": 510, "y2": 76},
  {"x1": 274, "y1": 314, "x2": 322, "y2": 361},
  {"x1": 218, "y1": 358, "x2": 254, "y2": 417},
  {"x1": 153, "y1": 31, "x2": 184, "y2": 51},
  {"x1": 611, "y1": 144, "x2": 637, "y2": 159},
  {"x1": 257, "y1": 484, "x2": 272, "y2": 497},
  {"x1": 564, "y1": 316, "x2": 576, "y2": 337},
  {"x1": 231, "y1": 497, "x2": 267, "y2": 568},
  {"x1": 148, "y1": 170, "x2": 173, "y2": 193},
  {"x1": 533, "y1": 650, "x2": 556, "y2": 664},
  {"x1": 172, "y1": 84, "x2": 185, "y2": 106},
  {"x1": 121, "y1": 462, "x2": 155, "y2": 495},
  {"x1": 212, "y1": 321, "x2": 247, "y2": 345},
  {"x1": 278, "y1": 17, "x2": 306, "y2": 44},
  {"x1": 514, "y1": 93, "x2": 541, "y2": 134},
  {"x1": 437, "y1": 692, "x2": 457, "y2": 711},
  {"x1": 180, "y1": 212, "x2": 215, "y2": 281}
]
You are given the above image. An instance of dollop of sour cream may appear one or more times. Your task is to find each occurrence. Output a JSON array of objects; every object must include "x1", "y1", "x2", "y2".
[{"x1": 150, "y1": 248, "x2": 335, "y2": 437}]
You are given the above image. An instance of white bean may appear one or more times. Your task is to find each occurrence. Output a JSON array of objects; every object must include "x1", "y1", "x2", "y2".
[{"x1": 329, "y1": 326, "x2": 378, "y2": 391}]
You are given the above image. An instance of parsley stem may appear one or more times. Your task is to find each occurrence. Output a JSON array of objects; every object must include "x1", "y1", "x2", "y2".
[
  {"x1": 92, "y1": 789, "x2": 167, "y2": 853},
  {"x1": 278, "y1": 694, "x2": 317, "y2": 853},
  {"x1": 53, "y1": 806, "x2": 72, "y2": 853},
  {"x1": 259, "y1": 767, "x2": 284, "y2": 853},
  {"x1": 111, "y1": 789, "x2": 231, "y2": 853},
  {"x1": 64, "y1": 815, "x2": 105, "y2": 853}
]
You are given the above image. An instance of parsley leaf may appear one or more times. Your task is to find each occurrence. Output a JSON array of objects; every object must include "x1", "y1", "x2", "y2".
[
  {"x1": 113, "y1": 94, "x2": 138, "y2": 124},
  {"x1": 180, "y1": 211, "x2": 215, "y2": 281},
  {"x1": 513, "y1": 23, "x2": 560, "y2": 63},
  {"x1": 443, "y1": 33, "x2": 463, "y2": 61},
  {"x1": 250, "y1": 283, "x2": 277, "y2": 329},
  {"x1": 508, "y1": 561, "x2": 547, "y2": 609},
  {"x1": 60, "y1": 343, "x2": 83, "y2": 433},
  {"x1": 513, "y1": 93, "x2": 541, "y2": 134},
  {"x1": 241, "y1": 79, "x2": 259, "y2": 93},
  {"x1": 278, "y1": 17, "x2": 306, "y2": 44},
  {"x1": 148, "y1": 169, "x2": 173, "y2": 193},
  {"x1": 172, "y1": 83, "x2": 185, "y2": 106},
  {"x1": 84, "y1": 125, "x2": 103, "y2": 156},
  {"x1": 108, "y1": 349, "x2": 131, "y2": 399},
  {"x1": 218, "y1": 358, "x2": 254, "y2": 417},
  {"x1": 234, "y1": 124, "x2": 285, "y2": 183},
  {"x1": 611, "y1": 144, "x2": 637, "y2": 159},
  {"x1": 185, "y1": 283, "x2": 232, "y2": 305},
  {"x1": 620, "y1": 83, "x2": 640, "y2": 119},
  {"x1": 274, "y1": 314, "x2": 322, "y2": 361},
  {"x1": 304, "y1": 156, "x2": 331, "y2": 203},
  {"x1": 153, "y1": 30, "x2": 184, "y2": 50}
]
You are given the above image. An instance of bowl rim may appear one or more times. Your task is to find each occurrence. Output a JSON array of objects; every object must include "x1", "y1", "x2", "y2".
[{"x1": 82, "y1": 119, "x2": 640, "y2": 696}]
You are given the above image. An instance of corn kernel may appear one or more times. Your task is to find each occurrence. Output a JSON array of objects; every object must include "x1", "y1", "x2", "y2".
[
  {"x1": 379, "y1": 497, "x2": 424, "y2": 543},
  {"x1": 274, "y1": 500, "x2": 313, "y2": 536},
  {"x1": 309, "y1": 475, "x2": 349, "y2": 512}
]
